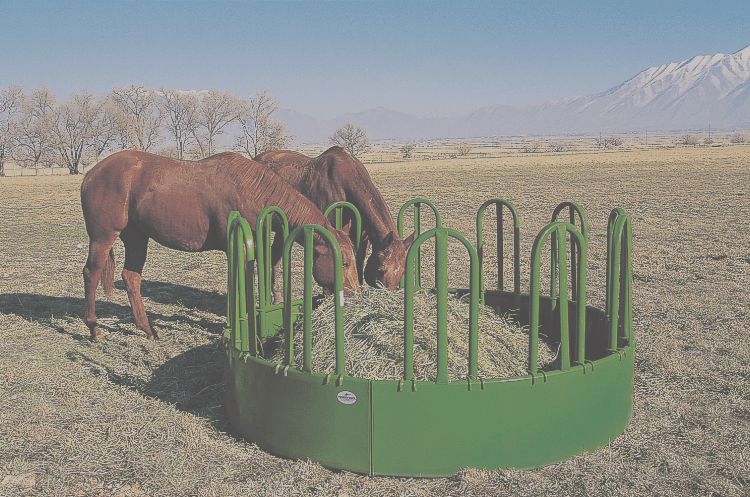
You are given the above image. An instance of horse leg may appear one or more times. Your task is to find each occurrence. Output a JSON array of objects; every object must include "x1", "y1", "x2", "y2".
[
  {"x1": 83, "y1": 236, "x2": 118, "y2": 341},
  {"x1": 119, "y1": 224, "x2": 160, "y2": 340}
]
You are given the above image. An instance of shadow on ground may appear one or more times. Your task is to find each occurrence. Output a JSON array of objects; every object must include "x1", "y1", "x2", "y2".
[
  {"x1": 0, "y1": 287, "x2": 236, "y2": 432},
  {"x1": 115, "y1": 279, "x2": 226, "y2": 316},
  {"x1": 0, "y1": 280, "x2": 226, "y2": 333}
]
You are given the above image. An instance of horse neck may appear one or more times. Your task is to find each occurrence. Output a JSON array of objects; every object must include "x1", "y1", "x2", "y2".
[
  {"x1": 310, "y1": 156, "x2": 399, "y2": 249},
  {"x1": 233, "y1": 161, "x2": 330, "y2": 240}
]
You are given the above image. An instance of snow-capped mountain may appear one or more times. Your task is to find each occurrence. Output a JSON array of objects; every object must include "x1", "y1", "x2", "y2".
[
  {"x1": 280, "y1": 46, "x2": 750, "y2": 143},
  {"x1": 532, "y1": 44, "x2": 750, "y2": 133}
]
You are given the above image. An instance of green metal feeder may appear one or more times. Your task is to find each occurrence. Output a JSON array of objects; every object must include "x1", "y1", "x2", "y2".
[{"x1": 223, "y1": 200, "x2": 634, "y2": 477}]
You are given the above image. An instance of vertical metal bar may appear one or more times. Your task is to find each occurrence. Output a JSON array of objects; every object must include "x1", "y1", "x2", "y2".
[
  {"x1": 303, "y1": 228, "x2": 313, "y2": 373},
  {"x1": 404, "y1": 241, "x2": 416, "y2": 382},
  {"x1": 435, "y1": 230, "x2": 448, "y2": 384},
  {"x1": 606, "y1": 211, "x2": 616, "y2": 334},
  {"x1": 609, "y1": 229, "x2": 622, "y2": 352},
  {"x1": 549, "y1": 228, "x2": 558, "y2": 336},
  {"x1": 335, "y1": 256, "x2": 345, "y2": 378},
  {"x1": 468, "y1": 234, "x2": 479, "y2": 379},
  {"x1": 497, "y1": 205, "x2": 504, "y2": 291},
  {"x1": 226, "y1": 213, "x2": 239, "y2": 329},
  {"x1": 414, "y1": 203, "x2": 422, "y2": 289},
  {"x1": 283, "y1": 235, "x2": 294, "y2": 366},
  {"x1": 263, "y1": 217, "x2": 272, "y2": 306},
  {"x1": 230, "y1": 221, "x2": 240, "y2": 349},
  {"x1": 557, "y1": 225, "x2": 570, "y2": 371},
  {"x1": 236, "y1": 226, "x2": 249, "y2": 353},
  {"x1": 550, "y1": 230, "x2": 558, "y2": 303},
  {"x1": 575, "y1": 235, "x2": 587, "y2": 365},
  {"x1": 624, "y1": 219, "x2": 633, "y2": 345},
  {"x1": 570, "y1": 209, "x2": 578, "y2": 298},
  {"x1": 529, "y1": 244, "x2": 540, "y2": 375},
  {"x1": 476, "y1": 208, "x2": 485, "y2": 306},
  {"x1": 513, "y1": 224, "x2": 521, "y2": 295},
  {"x1": 245, "y1": 242, "x2": 257, "y2": 356}
]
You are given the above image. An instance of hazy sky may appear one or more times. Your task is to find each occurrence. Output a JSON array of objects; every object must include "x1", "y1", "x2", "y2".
[{"x1": 3, "y1": 1, "x2": 748, "y2": 119}]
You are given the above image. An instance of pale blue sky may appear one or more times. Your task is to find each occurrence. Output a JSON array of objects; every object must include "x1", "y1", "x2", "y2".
[{"x1": 3, "y1": 1, "x2": 748, "y2": 119}]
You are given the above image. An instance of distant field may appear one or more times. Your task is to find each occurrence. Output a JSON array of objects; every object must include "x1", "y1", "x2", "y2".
[
  {"x1": 2, "y1": 128, "x2": 746, "y2": 176},
  {"x1": 0, "y1": 146, "x2": 748, "y2": 496}
]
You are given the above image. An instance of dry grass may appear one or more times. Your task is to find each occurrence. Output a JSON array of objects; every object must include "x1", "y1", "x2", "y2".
[{"x1": 1, "y1": 145, "x2": 749, "y2": 496}]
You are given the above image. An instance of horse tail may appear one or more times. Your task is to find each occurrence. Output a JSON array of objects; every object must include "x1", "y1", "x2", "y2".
[{"x1": 102, "y1": 248, "x2": 115, "y2": 296}]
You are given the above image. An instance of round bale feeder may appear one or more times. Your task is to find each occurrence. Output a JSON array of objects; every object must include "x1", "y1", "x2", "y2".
[{"x1": 223, "y1": 200, "x2": 634, "y2": 477}]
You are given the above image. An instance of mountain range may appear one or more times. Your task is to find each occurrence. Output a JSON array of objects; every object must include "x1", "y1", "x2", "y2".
[{"x1": 277, "y1": 45, "x2": 750, "y2": 143}]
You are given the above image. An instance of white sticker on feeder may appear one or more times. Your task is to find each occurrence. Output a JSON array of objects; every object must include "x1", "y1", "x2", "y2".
[
  {"x1": 339, "y1": 290, "x2": 345, "y2": 307},
  {"x1": 337, "y1": 391, "x2": 357, "y2": 405}
]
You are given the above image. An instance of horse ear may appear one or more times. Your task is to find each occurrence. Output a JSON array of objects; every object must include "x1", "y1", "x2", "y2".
[
  {"x1": 340, "y1": 219, "x2": 353, "y2": 236},
  {"x1": 403, "y1": 231, "x2": 416, "y2": 250}
]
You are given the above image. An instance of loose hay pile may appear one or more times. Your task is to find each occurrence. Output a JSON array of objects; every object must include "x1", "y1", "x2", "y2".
[{"x1": 268, "y1": 287, "x2": 558, "y2": 381}]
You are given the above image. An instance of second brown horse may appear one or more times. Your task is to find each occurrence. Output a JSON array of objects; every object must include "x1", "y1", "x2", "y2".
[
  {"x1": 81, "y1": 150, "x2": 360, "y2": 341},
  {"x1": 255, "y1": 146, "x2": 414, "y2": 297}
]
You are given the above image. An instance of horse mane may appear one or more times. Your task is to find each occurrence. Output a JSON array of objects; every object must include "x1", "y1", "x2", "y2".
[{"x1": 215, "y1": 153, "x2": 333, "y2": 239}]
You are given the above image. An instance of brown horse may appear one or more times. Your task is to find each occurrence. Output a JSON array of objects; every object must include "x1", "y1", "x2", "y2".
[
  {"x1": 81, "y1": 150, "x2": 360, "y2": 341},
  {"x1": 254, "y1": 146, "x2": 414, "y2": 295}
]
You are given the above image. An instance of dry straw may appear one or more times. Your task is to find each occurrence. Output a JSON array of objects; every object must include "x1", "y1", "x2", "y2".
[{"x1": 268, "y1": 287, "x2": 558, "y2": 381}]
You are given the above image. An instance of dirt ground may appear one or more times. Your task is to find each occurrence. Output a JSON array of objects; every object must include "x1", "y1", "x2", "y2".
[{"x1": 0, "y1": 145, "x2": 748, "y2": 496}]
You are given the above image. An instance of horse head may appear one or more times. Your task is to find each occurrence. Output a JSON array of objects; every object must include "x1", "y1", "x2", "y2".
[
  {"x1": 312, "y1": 222, "x2": 361, "y2": 297},
  {"x1": 364, "y1": 230, "x2": 415, "y2": 290}
]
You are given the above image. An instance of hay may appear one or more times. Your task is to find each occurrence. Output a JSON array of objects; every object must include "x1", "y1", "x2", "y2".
[{"x1": 267, "y1": 287, "x2": 558, "y2": 381}]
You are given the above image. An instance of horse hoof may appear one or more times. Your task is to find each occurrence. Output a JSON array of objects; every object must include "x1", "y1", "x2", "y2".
[{"x1": 89, "y1": 328, "x2": 104, "y2": 342}]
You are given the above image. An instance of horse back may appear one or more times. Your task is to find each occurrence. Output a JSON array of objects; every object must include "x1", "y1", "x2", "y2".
[{"x1": 82, "y1": 151, "x2": 243, "y2": 252}]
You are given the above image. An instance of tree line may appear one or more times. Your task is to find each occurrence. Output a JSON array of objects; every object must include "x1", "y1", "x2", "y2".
[{"x1": 0, "y1": 85, "x2": 294, "y2": 176}]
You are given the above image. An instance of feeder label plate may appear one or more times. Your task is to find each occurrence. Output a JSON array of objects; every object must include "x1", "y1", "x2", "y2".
[{"x1": 337, "y1": 391, "x2": 357, "y2": 405}]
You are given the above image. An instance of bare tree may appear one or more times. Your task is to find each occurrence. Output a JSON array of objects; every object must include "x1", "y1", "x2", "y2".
[
  {"x1": 0, "y1": 86, "x2": 23, "y2": 177},
  {"x1": 89, "y1": 98, "x2": 121, "y2": 165},
  {"x1": 456, "y1": 143, "x2": 472, "y2": 156},
  {"x1": 158, "y1": 87, "x2": 198, "y2": 159},
  {"x1": 521, "y1": 140, "x2": 540, "y2": 153},
  {"x1": 110, "y1": 84, "x2": 162, "y2": 152},
  {"x1": 595, "y1": 135, "x2": 623, "y2": 149},
  {"x1": 546, "y1": 141, "x2": 568, "y2": 153},
  {"x1": 400, "y1": 143, "x2": 415, "y2": 158},
  {"x1": 234, "y1": 88, "x2": 294, "y2": 157},
  {"x1": 191, "y1": 88, "x2": 241, "y2": 158},
  {"x1": 729, "y1": 132, "x2": 746, "y2": 144},
  {"x1": 329, "y1": 122, "x2": 370, "y2": 158},
  {"x1": 13, "y1": 87, "x2": 57, "y2": 175},
  {"x1": 50, "y1": 90, "x2": 103, "y2": 174},
  {"x1": 678, "y1": 134, "x2": 698, "y2": 147}
]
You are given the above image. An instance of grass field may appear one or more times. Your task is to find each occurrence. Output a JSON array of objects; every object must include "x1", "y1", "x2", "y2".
[{"x1": 0, "y1": 145, "x2": 748, "y2": 496}]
